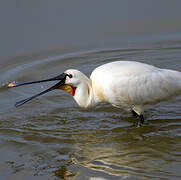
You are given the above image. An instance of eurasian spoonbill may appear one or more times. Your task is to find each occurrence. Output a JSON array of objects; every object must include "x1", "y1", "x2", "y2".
[{"x1": 8, "y1": 61, "x2": 181, "y2": 124}]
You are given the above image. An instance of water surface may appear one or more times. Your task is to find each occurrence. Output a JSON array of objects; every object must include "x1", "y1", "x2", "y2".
[{"x1": 0, "y1": 1, "x2": 181, "y2": 180}]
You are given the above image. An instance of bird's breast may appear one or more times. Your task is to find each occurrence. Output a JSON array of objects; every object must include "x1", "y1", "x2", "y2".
[{"x1": 96, "y1": 89, "x2": 106, "y2": 101}]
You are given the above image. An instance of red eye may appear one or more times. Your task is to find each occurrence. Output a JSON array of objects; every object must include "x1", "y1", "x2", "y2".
[{"x1": 69, "y1": 74, "x2": 73, "y2": 78}]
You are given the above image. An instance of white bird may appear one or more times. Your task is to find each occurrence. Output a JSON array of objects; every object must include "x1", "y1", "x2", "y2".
[{"x1": 8, "y1": 61, "x2": 181, "y2": 124}]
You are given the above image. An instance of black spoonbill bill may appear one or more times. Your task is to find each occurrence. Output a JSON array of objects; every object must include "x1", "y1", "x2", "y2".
[{"x1": 8, "y1": 61, "x2": 181, "y2": 124}]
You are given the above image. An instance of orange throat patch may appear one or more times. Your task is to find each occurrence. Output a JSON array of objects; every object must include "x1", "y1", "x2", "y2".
[{"x1": 59, "y1": 84, "x2": 76, "y2": 96}]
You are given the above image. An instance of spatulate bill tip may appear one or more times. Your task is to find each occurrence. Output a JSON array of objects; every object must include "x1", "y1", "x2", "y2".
[
  {"x1": 14, "y1": 99, "x2": 27, "y2": 107},
  {"x1": 14, "y1": 102, "x2": 21, "y2": 107},
  {"x1": 8, "y1": 82, "x2": 17, "y2": 88}
]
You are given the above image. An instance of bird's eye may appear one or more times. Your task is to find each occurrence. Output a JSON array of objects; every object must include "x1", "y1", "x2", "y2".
[{"x1": 68, "y1": 74, "x2": 73, "y2": 78}]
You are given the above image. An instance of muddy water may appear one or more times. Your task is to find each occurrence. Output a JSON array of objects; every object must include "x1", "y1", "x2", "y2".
[
  {"x1": 1, "y1": 35, "x2": 181, "y2": 179},
  {"x1": 1, "y1": 1, "x2": 181, "y2": 180}
]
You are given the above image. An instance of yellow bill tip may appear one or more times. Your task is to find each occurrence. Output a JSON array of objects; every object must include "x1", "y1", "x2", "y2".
[{"x1": 8, "y1": 82, "x2": 17, "y2": 87}]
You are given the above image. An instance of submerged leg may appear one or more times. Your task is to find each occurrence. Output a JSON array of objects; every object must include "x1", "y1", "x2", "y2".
[{"x1": 131, "y1": 109, "x2": 144, "y2": 124}]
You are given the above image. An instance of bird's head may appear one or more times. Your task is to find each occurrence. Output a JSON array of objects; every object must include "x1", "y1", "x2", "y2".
[
  {"x1": 60, "y1": 69, "x2": 89, "y2": 96},
  {"x1": 8, "y1": 69, "x2": 88, "y2": 107}
]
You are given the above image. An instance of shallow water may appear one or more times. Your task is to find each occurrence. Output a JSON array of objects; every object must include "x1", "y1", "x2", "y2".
[
  {"x1": 1, "y1": 35, "x2": 181, "y2": 179},
  {"x1": 1, "y1": 1, "x2": 181, "y2": 180}
]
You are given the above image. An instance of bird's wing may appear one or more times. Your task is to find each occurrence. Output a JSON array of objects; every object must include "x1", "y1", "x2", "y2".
[
  {"x1": 91, "y1": 61, "x2": 181, "y2": 106},
  {"x1": 114, "y1": 69, "x2": 181, "y2": 106}
]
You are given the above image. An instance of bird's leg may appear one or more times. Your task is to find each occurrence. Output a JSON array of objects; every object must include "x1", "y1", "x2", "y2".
[{"x1": 131, "y1": 110, "x2": 144, "y2": 124}]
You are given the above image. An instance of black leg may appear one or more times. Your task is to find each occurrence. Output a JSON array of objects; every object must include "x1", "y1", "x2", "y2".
[
  {"x1": 131, "y1": 110, "x2": 144, "y2": 124},
  {"x1": 139, "y1": 114, "x2": 144, "y2": 124},
  {"x1": 131, "y1": 110, "x2": 138, "y2": 117}
]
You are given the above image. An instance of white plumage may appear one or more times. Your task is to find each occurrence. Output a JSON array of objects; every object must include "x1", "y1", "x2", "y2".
[
  {"x1": 9, "y1": 61, "x2": 181, "y2": 123},
  {"x1": 64, "y1": 61, "x2": 181, "y2": 122}
]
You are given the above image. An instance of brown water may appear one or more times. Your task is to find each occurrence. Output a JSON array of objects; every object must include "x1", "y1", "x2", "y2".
[{"x1": 0, "y1": 1, "x2": 181, "y2": 180}]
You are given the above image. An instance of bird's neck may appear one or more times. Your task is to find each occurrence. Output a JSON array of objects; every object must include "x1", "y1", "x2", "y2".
[{"x1": 73, "y1": 78, "x2": 97, "y2": 108}]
